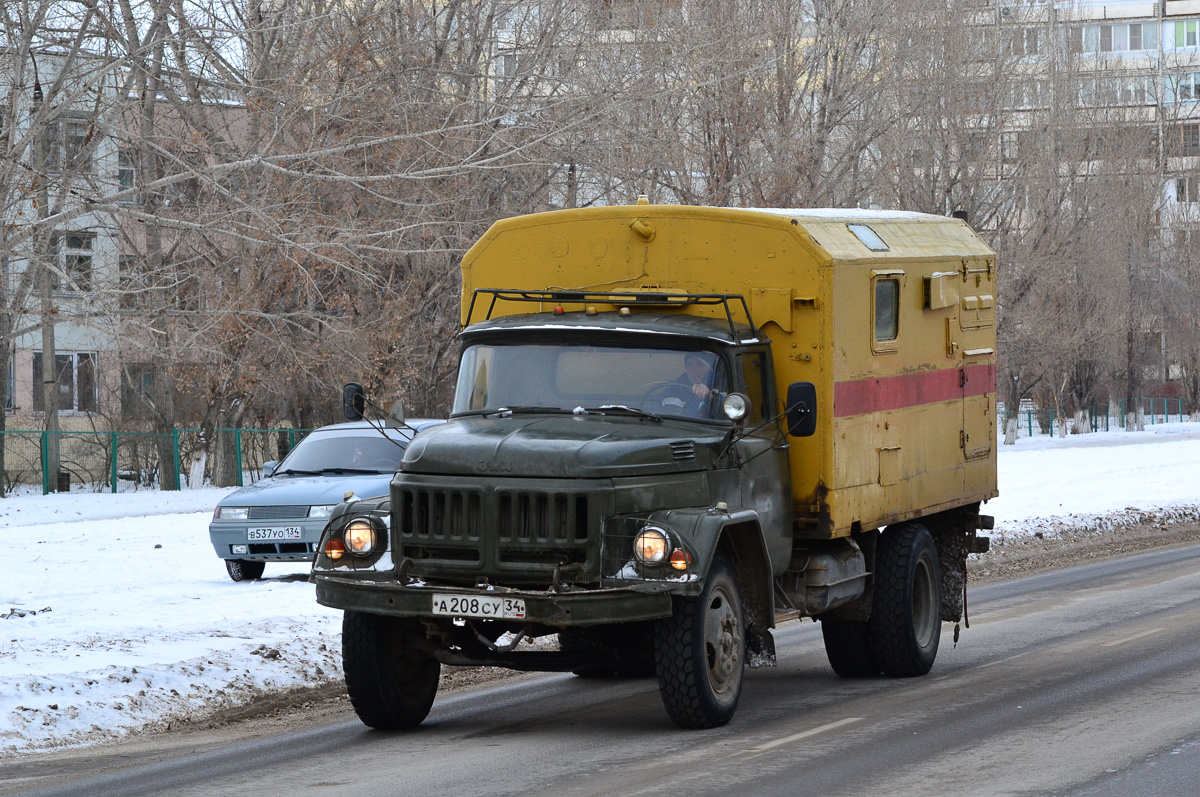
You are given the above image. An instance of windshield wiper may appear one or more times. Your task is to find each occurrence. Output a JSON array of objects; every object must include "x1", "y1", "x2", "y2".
[
  {"x1": 314, "y1": 467, "x2": 392, "y2": 475},
  {"x1": 276, "y1": 468, "x2": 322, "y2": 476},
  {"x1": 583, "y1": 405, "x2": 663, "y2": 422},
  {"x1": 453, "y1": 406, "x2": 571, "y2": 418}
]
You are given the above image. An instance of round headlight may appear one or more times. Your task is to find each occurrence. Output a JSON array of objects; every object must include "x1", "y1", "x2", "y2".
[
  {"x1": 344, "y1": 519, "x2": 376, "y2": 555},
  {"x1": 633, "y1": 526, "x2": 671, "y2": 564},
  {"x1": 722, "y1": 392, "x2": 750, "y2": 421}
]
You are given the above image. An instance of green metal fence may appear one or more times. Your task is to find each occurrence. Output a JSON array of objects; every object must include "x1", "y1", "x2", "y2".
[
  {"x1": 0, "y1": 427, "x2": 313, "y2": 495},
  {"x1": 1001, "y1": 397, "x2": 1192, "y2": 439}
]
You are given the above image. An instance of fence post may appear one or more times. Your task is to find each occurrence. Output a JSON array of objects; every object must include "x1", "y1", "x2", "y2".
[
  {"x1": 235, "y1": 427, "x2": 243, "y2": 487},
  {"x1": 111, "y1": 431, "x2": 118, "y2": 494},
  {"x1": 172, "y1": 428, "x2": 182, "y2": 490},
  {"x1": 288, "y1": 427, "x2": 295, "y2": 453},
  {"x1": 1026, "y1": 409, "x2": 1032, "y2": 437},
  {"x1": 40, "y1": 430, "x2": 48, "y2": 495}
]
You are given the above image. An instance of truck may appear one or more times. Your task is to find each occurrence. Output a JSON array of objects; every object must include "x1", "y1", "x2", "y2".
[{"x1": 312, "y1": 201, "x2": 997, "y2": 730}]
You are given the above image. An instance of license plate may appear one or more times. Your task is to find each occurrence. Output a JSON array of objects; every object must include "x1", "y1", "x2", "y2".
[
  {"x1": 248, "y1": 527, "x2": 303, "y2": 540},
  {"x1": 431, "y1": 594, "x2": 526, "y2": 620}
]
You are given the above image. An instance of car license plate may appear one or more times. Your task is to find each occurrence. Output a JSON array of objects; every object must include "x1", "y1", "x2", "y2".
[
  {"x1": 247, "y1": 527, "x2": 303, "y2": 540},
  {"x1": 431, "y1": 594, "x2": 526, "y2": 620}
]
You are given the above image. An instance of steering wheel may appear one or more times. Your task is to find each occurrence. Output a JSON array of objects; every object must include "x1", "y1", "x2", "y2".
[{"x1": 641, "y1": 380, "x2": 693, "y2": 412}]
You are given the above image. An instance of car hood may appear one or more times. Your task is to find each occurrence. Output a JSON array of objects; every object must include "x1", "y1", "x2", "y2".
[
  {"x1": 400, "y1": 414, "x2": 729, "y2": 478},
  {"x1": 217, "y1": 472, "x2": 396, "y2": 506}
]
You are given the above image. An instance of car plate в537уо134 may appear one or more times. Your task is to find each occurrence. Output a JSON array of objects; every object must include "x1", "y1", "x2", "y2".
[
  {"x1": 247, "y1": 527, "x2": 303, "y2": 540},
  {"x1": 431, "y1": 594, "x2": 526, "y2": 619}
]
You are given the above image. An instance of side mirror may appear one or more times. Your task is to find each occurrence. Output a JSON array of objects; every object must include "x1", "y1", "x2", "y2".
[
  {"x1": 785, "y1": 382, "x2": 818, "y2": 437},
  {"x1": 343, "y1": 382, "x2": 366, "y2": 421},
  {"x1": 262, "y1": 461, "x2": 277, "y2": 477}
]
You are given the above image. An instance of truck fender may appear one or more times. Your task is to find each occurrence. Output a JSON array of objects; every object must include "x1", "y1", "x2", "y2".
[{"x1": 654, "y1": 508, "x2": 777, "y2": 666}]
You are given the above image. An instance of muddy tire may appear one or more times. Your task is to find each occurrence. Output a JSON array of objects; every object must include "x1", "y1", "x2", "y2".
[
  {"x1": 869, "y1": 523, "x2": 942, "y2": 677},
  {"x1": 654, "y1": 557, "x2": 744, "y2": 728},
  {"x1": 342, "y1": 610, "x2": 440, "y2": 729},
  {"x1": 820, "y1": 618, "x2": 880, "y2": 678},
  {"x1": 225, "y1": 559, "x2": 265, "y2": 582}
]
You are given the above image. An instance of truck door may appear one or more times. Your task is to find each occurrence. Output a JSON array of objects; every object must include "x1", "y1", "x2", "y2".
[
  {"x1": 959, "y1": 266, "x2": 996, "y2": 463},
  {"x1": 736, "y1": 350, "x2": 792, "y2": 575}
]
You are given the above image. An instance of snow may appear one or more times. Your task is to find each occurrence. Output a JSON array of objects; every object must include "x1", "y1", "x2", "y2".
[{"x1": 3, "y1": 423, "x2": 1200, "y2": 757}]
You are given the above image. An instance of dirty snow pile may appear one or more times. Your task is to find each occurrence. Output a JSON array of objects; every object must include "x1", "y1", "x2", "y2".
[
  {"x1": 3, "y1": 423, "x2": 1200, "y2": 757},
  {"x1": 0, "y1": 488, "x2": 342, "y2": 758}
]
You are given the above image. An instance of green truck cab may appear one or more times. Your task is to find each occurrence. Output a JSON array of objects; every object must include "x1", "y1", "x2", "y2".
[{"x1": 313, "y1": 205, "x2": 996, "y2": 730}]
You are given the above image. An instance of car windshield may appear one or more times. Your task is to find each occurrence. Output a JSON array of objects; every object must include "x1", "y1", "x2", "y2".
[
  {"x1": 452, "y1": 343, "x2": 732, "y2": 421},
  {"x1": 275, "y1": 432, "x2": 405, "y2": 474}
]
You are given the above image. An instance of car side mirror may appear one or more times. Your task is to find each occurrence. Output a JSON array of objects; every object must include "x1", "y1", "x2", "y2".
[
  {"x1": 343, "y1": 382, "x2": 366, "y2": 421},
  {"x1": 262, "y1": 461, "x2": 277, "y2": 477},
  {"x1": 785, "y1": 382, "x2": 817, "y2": 437}
]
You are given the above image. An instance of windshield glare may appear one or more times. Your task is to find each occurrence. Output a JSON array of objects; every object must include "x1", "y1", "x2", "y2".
[
  {"x1": 277, "y1": 433, "x2": 405, "y2": 473},
  {"x1": 453, "y1": 343, "x2": 732, "y2": 421}
]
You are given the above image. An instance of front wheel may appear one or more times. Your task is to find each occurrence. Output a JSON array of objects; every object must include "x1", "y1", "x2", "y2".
[
  {"x1": 654, "y1": 557, "x2": 745, "y2": 728},
  {"x1": 342, "y1": 611, "x2": 440, "y2": 729},
  {"x1": 225, "y1": 559, "x2": 265, "y2": 582},
  {"x1": 869, "y1": 524, "x2": 942, "y2": 677}
]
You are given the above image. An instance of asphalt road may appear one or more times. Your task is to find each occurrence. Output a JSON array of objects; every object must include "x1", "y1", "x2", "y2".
[{"x1": 5, "y1": 543, "x2": 1200, "y2": 797}]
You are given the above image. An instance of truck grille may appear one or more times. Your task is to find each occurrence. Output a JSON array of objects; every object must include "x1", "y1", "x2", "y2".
[{"x1": 394, "y1": 479, "x2": 606, "y2": 586}]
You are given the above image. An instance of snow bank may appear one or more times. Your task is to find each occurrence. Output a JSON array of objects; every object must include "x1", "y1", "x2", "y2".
[{"x1": 2, "y1": 424, "x2": 1199, "y2": 757}]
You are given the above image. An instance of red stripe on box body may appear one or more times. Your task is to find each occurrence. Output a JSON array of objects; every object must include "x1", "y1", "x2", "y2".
[{"x1": 834, "y1": 364, "x2": 996, "y2": 418}]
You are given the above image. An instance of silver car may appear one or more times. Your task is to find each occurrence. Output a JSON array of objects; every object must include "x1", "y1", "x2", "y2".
[{"x1": 208, "y1": 419, "x2": 442, "y2": 581}]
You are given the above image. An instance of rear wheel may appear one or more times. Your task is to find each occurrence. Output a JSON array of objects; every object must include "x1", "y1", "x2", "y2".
[
  {"x1": 342, "y1": 611, "x2": 440, "y2": 729},
  {"x1": 820, "y1": 618, "x2": 880, "y2": 678},
  {"x1": 225, "y1": 559, "x2": 265, "y2": 582},
  {"x1": 869, "y1": 524, "x2": 942, "y2": 677},
  {"x1": 654, "y1": 557, "x2": 744, "y2": 728}
]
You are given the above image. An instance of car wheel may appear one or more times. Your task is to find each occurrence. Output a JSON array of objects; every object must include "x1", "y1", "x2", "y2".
[
  {"x1": 226, "y1": 559, "x2": 265, "y2": 582},
  {"x1": 342, "y1": 610, "x2": 440, "y2": 730},
  {"x1": 654, "y1": 556, "x2": 744, "y2": 728},
  {"x1": 869, "y1": 523, "x2": 942, "y2": 677}
]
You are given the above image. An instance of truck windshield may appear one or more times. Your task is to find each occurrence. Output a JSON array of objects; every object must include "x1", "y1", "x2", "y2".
[{"x1": 453, "y1": 343, "x2": 732, "y2": 421}]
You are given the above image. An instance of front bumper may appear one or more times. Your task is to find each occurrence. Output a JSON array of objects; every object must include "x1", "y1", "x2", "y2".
[
  {"x1": 314, "y1": 573, "x2": 675, "y2": 627},
  {"x1": 209, "y1": 522, "x2": 323, "y2": 562}
]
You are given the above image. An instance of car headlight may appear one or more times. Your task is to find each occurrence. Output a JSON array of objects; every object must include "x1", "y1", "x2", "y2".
[
  {"x1": 308, "y1": 505, "x2": 335, "y2": 519},
  {"x1": 633, "y1": 526, "x2": 671, "y2": 564},
  {"x1": 344, "y1": 519, "x2": 377, "y2": 555},
  {"x1": 722, "y1": 392, "x2": 750, "y2": 421},
  {"x1": 216, "y1": 507, "x2": 248, "y2": 520}
]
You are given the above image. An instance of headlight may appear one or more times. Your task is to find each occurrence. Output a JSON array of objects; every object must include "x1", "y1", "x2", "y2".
[
  {"x1": 308, "y1": 505, "x2": 335, "y2": 519},
  {"x1": 633, "y1": 526, "x2": 671, "y2": 564},
  {"x1": 344, "y1": 519, "x2": 376, "y2": 555},
  {"x1": 216, "y1": 507, "x2": 248, "y2": 520},
  {"x1": 722, "y1": 392, "x2": 750, "y2": 421}
]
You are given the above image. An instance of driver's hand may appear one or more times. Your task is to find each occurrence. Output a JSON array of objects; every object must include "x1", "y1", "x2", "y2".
[{"x1": 691, "y1": 383, "x2": 710, "y2": 399}]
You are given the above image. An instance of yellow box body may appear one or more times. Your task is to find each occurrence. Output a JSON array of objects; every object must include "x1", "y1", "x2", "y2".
[{"x1": 461, "y1": 205, "x2": 998, "y2": 539}]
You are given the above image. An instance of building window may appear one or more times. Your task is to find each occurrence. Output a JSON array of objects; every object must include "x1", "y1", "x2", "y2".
[
  {"x1": 1177, "y1": 175, "x2": 1200, "y2": 204},
  {"x1": 121, "y1": 364, "x2": 154, "y2": 419},
  {"x1": 1169, "y1": 71, "x2": 1200, "y2": 103},
  {"x1": 48, "y1": 118, "x2": 93, "y2": 174},
  {"x1": 118, "y1": 148, "x2": 137, "y2": 204},
  {"x1": 1076, "y1": 23, "x2": 1157, "y2": 53},
  {"x1": 32, "y1": 352, "x2": 98, "y2": 413},
  {"x1": 49, "y1": 231, "x2": 94, "y2": 292},
  {"x1": 1176, "y1": 20, "x2": 1200, "y2": 49}
]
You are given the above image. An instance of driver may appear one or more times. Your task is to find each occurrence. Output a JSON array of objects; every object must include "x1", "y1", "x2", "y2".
[{"x1": 669, "y1": 353, "x2": 722, "y2": 418}]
